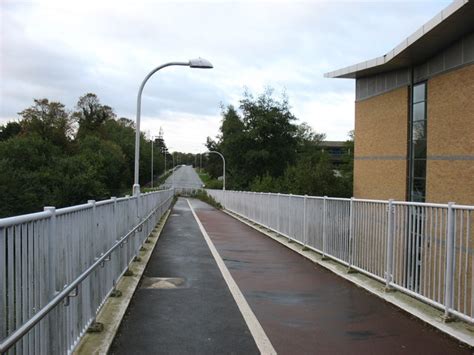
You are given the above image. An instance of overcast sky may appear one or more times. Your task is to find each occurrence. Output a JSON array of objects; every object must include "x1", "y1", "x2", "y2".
[{"x1": 1, "y1": 0, "x2": 451, "y2": 153}]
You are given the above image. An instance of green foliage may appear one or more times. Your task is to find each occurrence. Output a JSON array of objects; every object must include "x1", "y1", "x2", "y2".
[
  {"x1": 198, "y1": 171, "x2": 223, "y2": 190},
  {"x1": 0, "y1": 94, "x2": 170, "y2": 218},
  {"x1": 206, "y1": 88, "x2": 354, "y2": 198},
  {"x1": 0, "y1": 121, "x2": 21, "y2": 141},
  {"x1": 19, "y1": 98, "x2": 73, "y2": 149},
  {"x1": 191, "y1": 190, "x2": 222, "y2": 209}
]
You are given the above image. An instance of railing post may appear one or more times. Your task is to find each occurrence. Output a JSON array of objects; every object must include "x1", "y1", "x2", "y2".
[
  {"x1": 303, "y1": 195, "x2": 307, "y2": 246},
  {"x1": 322, "y1": 196, "x2": 328, "y2": 258},
  {"x1": 385, "y1": 199, "x2": 395, "y2": 290},
  {"x1": 44, "y1": 207, "x2": 58, "y2": 295},
  {"x1": 44, "y1": 206, "x2": 58, "y2": 354},
  {"x1": 135, "y1": 191, "x2": 141, "y2": 256},
  {"x1": 88, "y1": 200, "x2": 97, "y2": 310},
  {"x1": 277, "y1": 193, "x2": 281, "y2": 233},
  {"x1": 111, "y1": 197, "x2": 118, "y2": 285},
  {"x1": 288, "y1": 194, "x2": 292, "y2": 241},
  {"x1": 443, "y1": 202, "x2": 456, "y2": 322},
  {"x1": 348, "y1": 197, "x2": 354, "y2": 272}
]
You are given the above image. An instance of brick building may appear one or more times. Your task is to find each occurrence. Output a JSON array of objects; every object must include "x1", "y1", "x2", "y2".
[{"x1": 326, "y1": 0, "x2": 474, "y2": 205}]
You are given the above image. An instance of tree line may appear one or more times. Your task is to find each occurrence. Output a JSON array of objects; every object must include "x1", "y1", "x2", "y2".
[
  {"x1": 0, "y1": 89, "x2": 354, "y2": 218},
  {"x1": 203, "y1": 89, "x2": 353, "y2": 197},
  {"x1": 0, "y1": 93, "x2": 170, "y2": 218}
]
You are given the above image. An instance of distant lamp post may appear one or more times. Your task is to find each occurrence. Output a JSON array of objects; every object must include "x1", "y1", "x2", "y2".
[
  {"x1": 162, "y1": 147, "x2": 168, "y2": 174},
  {"x1": 133, "y1": 58, "x2": 213, "y2": 196},
  {"x1": 206, "y1": 151, "x2": 226, "y2": 191},
  {"x1": 172, "y1": 151, "x2": 176, "y2": 188},
  {"x1": 150, "y1": 135, "x2": 158, "y2": 189}
]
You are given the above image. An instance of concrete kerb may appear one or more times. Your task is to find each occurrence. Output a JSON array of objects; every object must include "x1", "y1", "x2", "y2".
[
  {"x1": 73, "y1": 209, "x2": 172, "y2": 355},
  {"x1": 221, "y1": 209, "x2": 474, "y2": 348}
]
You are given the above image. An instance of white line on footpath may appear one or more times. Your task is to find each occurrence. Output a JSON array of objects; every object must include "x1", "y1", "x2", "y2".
[{"x1": 186, "y1": 199, "x2": 277, "y2": 355}]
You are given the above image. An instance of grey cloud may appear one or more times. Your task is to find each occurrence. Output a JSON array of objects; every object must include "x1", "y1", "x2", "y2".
[{"x1": 1, "y1": 0, "x2": 451, "y2": 143}]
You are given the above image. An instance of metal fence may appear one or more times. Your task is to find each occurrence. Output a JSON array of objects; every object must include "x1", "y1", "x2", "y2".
[
  {"x1": 0, "y1": 189, "x2": 173, "y2": 354},
  {"x1": 207, "y1": 189, "x2": 474, "y2": 324}
]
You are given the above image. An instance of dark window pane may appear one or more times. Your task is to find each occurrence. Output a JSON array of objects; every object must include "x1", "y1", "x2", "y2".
[
  {"x1": 413, "y1": 159, "x2": 426, "y2": 178},
  {"x1": 413, "y1": 102, "x2": 425, "y2": 121},
  {"x1": 413, "y1": 139, "x2": 426, "y2": 159},
  {"x1": 412, "y1": 121, "x2": 426, "y2": 140},
  {"x1": 412, "y1": 178, "x2": 426, "y2": 202},
  {"x1": 413, "y1": 83, "x2": 426, "y2": 103}
]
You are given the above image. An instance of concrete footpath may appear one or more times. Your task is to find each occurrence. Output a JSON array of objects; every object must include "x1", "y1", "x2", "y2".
[
  {"x1": 111, "y1": 198, "x2": 470, "y2": 354},
  {"x1": 109, "y1": 198, "x2": 258, "y2": 354}
]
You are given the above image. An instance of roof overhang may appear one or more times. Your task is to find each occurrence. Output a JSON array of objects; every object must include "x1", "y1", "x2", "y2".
[{"x1": 325, "y1": 0, "x2": 474, "y2": 79}]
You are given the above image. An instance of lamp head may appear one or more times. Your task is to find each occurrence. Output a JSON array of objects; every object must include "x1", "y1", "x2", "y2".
[{"x1": 189, "y1": 57, "x2": 213, "y2": 69}]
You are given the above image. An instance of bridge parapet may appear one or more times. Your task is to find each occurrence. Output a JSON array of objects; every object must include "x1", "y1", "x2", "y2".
[
  {"x1": 0, "y1": 189, "x2": 173, "y2": 354},
  {"x1": 207, "y1": 189, "x2": 474, "y2": 325}
]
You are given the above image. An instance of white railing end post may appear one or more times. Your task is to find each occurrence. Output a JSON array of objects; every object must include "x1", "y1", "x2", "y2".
[
  {"x1": 385, "y1": 199, "x2": 395, "y2": 290},
  {"x1": 443, "y1": 201, "x2": 456, "y2": 321}
]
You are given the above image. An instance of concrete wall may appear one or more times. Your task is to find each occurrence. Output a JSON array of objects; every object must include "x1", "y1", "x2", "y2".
[
  {"x1": 426, "y1": 63, "x2": 474, "y2": 205},
  {"x1": 354, "y1": 87, "x2": 408, "y2": 200}
]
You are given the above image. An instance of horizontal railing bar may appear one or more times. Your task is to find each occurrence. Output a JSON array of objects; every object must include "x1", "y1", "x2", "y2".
[
  {"x1": 56, "y1": 202, "x2": 93, "y2": 215},
  {"x1": 452, "y1": 204, "x2": 474, "y2": 210},
  {"x1": 0, "y1": 210, "x2": 52, "y2": 227},
  {"x1": 352, "y1": 198, "x2": 389, "y2": 203},
  {"x1": 0, "y1": 193, "x2": 173, "y2": 353},
  {"x1": 392, "y1": 201, "x2": 449, "y2": 208}
]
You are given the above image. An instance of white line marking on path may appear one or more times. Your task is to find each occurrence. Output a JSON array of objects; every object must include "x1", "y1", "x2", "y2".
[{"x1": 186, "y1": 199, "x2": 277, "y2": 355}]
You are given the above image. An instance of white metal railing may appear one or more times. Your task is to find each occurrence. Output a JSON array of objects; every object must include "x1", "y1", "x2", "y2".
[
  {"x1": 0, "y1": 189, "x2": 173, "y2": 354},
  {"x1": 207, "y1": 189, "x2": 474, "y2": 324}
]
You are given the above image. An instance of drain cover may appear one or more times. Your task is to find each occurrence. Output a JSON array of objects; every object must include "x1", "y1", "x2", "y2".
[
  {"x1": 171, "y1": 214, "x2": 180, "y2": 217},
  {"x1": 141, "y1": 277, "x2": 185, "y2": 289}
]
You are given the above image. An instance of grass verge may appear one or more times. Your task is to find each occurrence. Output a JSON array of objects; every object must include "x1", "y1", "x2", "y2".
[{"x1": 191, "y1": 190, "x2": 222, "y2": 209}]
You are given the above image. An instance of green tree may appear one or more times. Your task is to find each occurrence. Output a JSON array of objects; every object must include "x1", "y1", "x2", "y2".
[
  {"x1": 240, "y1": 89, "x2": 298, "y2": 182},
  {"x1": 74, "y1": 93, "x2": 115, "y2": 139},
  {"x1": 0, "y1": 134, "x2": 61, "y2": 217},
  {"x1": 0, "y1": 121, "x2": 21, "y2": 141},
  {"x1": 19, "y1": 98, "x2": 73, "y2": 149}
]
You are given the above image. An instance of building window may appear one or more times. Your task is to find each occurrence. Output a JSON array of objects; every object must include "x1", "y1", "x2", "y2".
[{"x1": 409, "y1": 82, "x2": 427, "y2": 202}]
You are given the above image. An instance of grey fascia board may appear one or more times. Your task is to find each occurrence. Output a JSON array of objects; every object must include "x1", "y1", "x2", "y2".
[{"x1": 324, "y1": 0, "x2": 469, "y2": 79}]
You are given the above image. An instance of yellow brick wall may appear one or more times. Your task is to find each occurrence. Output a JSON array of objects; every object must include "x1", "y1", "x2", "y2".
[
  {"x1": 354, "y1": 160, "x2": 407, "y2": 200},
  {"x1": 354, "y1": 86, "x2": 409, "y2": 200},
  {"x1": 426, "y1": 64, "x2": 474, "y2": 205}
]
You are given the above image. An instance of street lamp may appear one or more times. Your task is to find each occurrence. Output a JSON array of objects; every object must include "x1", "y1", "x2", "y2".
[
  {"x1": 150, "y1": 135, "x2": 158, "y2": 189},
  {"x1": 162, "y1": 147, "x2": 168, "y2": 173},
  {"x1": 206, "y1": 151, "x2": 225, "y2": 191},
  {"x1": 172, "y1": 151, "x2": 176, "y2": 188},
  {"x1": 133, "y1": 58, "x2": 213, "y2": 196}
]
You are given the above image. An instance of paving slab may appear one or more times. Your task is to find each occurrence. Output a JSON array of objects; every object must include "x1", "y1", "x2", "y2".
[
  {"x1": 190, "y1": 198, "x2": 471, "y2": 355},
  {"x1": 109, "y1": 198, "x2": 258, "y2": 354}
]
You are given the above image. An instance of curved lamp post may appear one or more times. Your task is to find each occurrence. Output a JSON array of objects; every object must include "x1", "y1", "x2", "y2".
[
  {"x1": 206, "y1": 150, "x2": 225, "y2": 191},
  {"x1": 133, "y1": 58, "x2": 213, "y2": 196}
]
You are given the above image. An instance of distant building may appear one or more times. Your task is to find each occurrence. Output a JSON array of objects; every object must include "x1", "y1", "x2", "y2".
[
  {"x1": 326, "y1": 0, "x2": 474, "y2": 205},
  {"x1": 320, "y1": 141, "x2": 349, "y2": 168}
]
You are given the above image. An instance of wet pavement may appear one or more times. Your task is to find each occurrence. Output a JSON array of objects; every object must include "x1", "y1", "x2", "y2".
[
  {"x1": 190, "y1": 199, "x2": 471, "y2": 355},
  {"x1": 109, "y1": 198, "x2": 258, "y2": 354},
  {"x1": 110, "y1": 197, "x2": 470, "y2": 354},
  {"x1": 161, "y1": 165, "x2": 203, "y2": 189}
]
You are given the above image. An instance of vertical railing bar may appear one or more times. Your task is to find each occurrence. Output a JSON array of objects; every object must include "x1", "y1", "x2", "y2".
[
  {"x1": 457, "y1": 210, "x2": 463, "y2": 312},
  {"x1": 323, "y1": 196, "x2": 327, "y2": 257},
  {"x1": 444, "y1": 202, "x2": 455, "y2": 320},
  {"x1": 385, "y1": 199, "x2": 394, "y2": 289},
  {"x1": 415, "y1": 206, "x2": 421, "y2": 293},
  {"x1": 0, "y1": 226, "x2": 6, "y2": 341},
  {"x1": 425, "y1": 207, "x2": 432, "y2": 298},
  {"x1": 348, "y1": 198, "x2": 354, "y2": 270},
  {"x1": 465, "y1": 211, "x2": 472, "y2": 316},
  {"x1": 303, "y1": 195, "x2": 307, "y2": 246}
]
